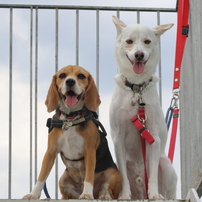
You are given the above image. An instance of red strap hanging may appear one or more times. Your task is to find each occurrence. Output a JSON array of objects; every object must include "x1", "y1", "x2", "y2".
[
  {"x1": 131, "y1": 113, "x2": 155, "y2": 145},
  {"x1": 168, "y1": 0, "x2": 189, "y2": 163},
  {"x1": 173, "y1": 0, "x2": 190, "y2": 90},
  {"x1": 168, "y1": 109, "x2": 179, "y2": 162},
  {"x1": 131, "y1": 107, "x2": 155, "y2": 198}
]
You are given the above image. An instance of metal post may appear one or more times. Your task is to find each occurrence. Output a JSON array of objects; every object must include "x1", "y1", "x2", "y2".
[
  {"x1": 96, "y1": 10, "x2": 99, "y2": 90},
  {"x1": 76, "y1": 9, "x2": 79, "y2": 65},
  {"x1": 35, "y1": 7, "x2": 38, "y2": 184},
  {"x1": 157, "y1": 11, "x2": 162, "y2": 105},
  {"x1": 55, "y1": 8, "x2": 59, "y2": 199},
  {"x1": 8, "y1": 7, "x2": 13, "y2": 199},
  {"x1": 29, "y1": 7, "x2": 33, "y2": 192},
  {"x1": 55, "y1": 8, "x2": 59, "y2": 72},
  {"x1": 116, "y1": 10, "x2": 120, "y2": 18},
  {"x1": 96, "y1": 10, "x2": 99, "y2": 115},
  {"x1": 137, "y1": 10, "x2": 140, "y2": 23}
]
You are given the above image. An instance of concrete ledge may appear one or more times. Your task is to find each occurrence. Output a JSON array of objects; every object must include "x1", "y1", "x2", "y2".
[{"x1": 0, "y1": 200, "x2": 186, "y2": 202}]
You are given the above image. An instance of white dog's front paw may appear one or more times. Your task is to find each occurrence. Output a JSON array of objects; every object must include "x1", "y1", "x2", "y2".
[
  {"x1": 22, "y1": 194, "x2": 40, "y2": 199},
  {"x1": 119, "y1": 182, "x2": 131, "y2": 199},
  {"x1": 119, "y1": 190, "x2": 131, "y2": 199},
  {"x1": 148, "y1": 183, "x2": 164, "y2": 199},
  {"x1": 148, "y1": 193, "x2": 164, "y2": 199},
  {"x1": 119, "y1": 195, "x2": 131, "y2": 199}
]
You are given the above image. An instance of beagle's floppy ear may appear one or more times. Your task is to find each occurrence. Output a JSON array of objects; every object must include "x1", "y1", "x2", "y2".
[
  {"x1": 85, "y1": 74, "x2": 101, "y2": 112},
  {"x1": 45, "y1": 75, "x2": 59, "y2": 113}
]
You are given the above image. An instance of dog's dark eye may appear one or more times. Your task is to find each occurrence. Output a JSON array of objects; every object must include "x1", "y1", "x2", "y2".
[
  {"x1": 144, "y1": 39, "x2": 151, "y2": 44},
  {"x1": 59, "y1": 73, "x2": 66, "y2": 79},
  {"x1": 78, "y1": 74, "x2": 86, "y2": 79},
  {"x1": 126, "y1": 39, "x2": 133, "y2": 44}
]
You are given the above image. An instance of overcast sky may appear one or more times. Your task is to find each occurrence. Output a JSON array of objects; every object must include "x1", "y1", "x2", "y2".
[{"x1": 0, "y1": 0, "x2": 182, "y2": 199}]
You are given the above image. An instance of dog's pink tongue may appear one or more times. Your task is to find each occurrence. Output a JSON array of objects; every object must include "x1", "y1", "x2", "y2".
[
  {"x1": 65, "y1": 95, "x2": 78, "y2": 107},
  {"x1": 133, "y1": 62, "x2": 144, "y2": 74}
]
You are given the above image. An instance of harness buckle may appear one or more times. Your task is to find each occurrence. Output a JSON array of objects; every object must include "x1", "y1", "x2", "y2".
[{"x1": 62, "y1": 121, "x2": 73, "y2": 130}]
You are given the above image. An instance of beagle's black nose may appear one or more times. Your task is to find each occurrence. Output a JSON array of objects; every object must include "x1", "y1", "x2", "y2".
[{"x1": 65, "y1": 78, "x2": 76, "y2": 87}]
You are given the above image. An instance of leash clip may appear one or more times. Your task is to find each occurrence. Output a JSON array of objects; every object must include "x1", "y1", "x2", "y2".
[
  {"x1": 170, "y1": 89, "x2": 180, "y2": 109},
  {"x1": 137, "y1": 114, "x2": 147, "y2": 123}
]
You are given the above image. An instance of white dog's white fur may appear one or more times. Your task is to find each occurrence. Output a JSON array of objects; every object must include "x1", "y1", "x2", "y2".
[{"x1": 109, "y1": 16, "x2": 177, "y2": 200}]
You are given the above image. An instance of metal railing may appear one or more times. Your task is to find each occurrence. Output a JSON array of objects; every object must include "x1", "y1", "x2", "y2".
[{"x1": 0, "y1": 4, "x2": 177, "y2": 199}]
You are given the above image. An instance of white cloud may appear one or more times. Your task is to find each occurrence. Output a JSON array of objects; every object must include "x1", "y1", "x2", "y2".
[{"x1": 13, "y1": 11, "x2": 30, "y2": 41}]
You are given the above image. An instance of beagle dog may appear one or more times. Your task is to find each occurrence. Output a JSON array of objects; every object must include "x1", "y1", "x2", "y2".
[{"x1": 23, "y1": 65, "x2": 122, "y2": 199}]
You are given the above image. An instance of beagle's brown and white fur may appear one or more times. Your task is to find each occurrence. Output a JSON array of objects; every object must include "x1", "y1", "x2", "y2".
[{"x1": 23, "y1": 65, "x2": 122, "y2": 199}]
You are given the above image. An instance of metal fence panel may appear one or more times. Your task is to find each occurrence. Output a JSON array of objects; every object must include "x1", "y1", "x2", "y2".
[{"x1": 0, "y1": 4, "x2": 177, "y2": 199}]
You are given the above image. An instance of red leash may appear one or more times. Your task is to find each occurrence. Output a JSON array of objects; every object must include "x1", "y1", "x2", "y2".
[
  {"x1": 168, "y1": 0, "x2": 189, "y2": 163},
  {"x1": 173, "y1": 0, "x2": 189, "y2": 90},
  {"x1": 131, "y1": 104, "x2": 155, "y2": 198}
]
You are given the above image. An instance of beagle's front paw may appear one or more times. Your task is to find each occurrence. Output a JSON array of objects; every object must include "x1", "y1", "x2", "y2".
[
  {"x1": 79, "y1": 193, "x2": 94, "y2": 199},
  {"x1": 79, "y1": 181, "x2": 94, "y2": 199}
]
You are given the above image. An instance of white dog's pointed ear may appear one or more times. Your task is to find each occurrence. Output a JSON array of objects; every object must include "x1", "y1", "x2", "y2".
[
  {"x1": 112, "y1": 15, "x2": 127, "y2": 35},
  {"x1": 152, "y1": 23, "x2": 174, "y2": 37}
]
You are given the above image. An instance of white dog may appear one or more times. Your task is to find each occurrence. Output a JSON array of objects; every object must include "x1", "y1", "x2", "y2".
[{"x1": 109, "y1": 16, "x2": 177, "y2": 200}]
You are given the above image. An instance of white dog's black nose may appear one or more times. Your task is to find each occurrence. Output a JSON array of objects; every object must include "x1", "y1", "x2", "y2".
[
  {"x1": 135, "y1": 51, "x2": 144, "y2": 60},
  {"x1": 65, "y1": 78, "x2": 76, "y2": 87}
]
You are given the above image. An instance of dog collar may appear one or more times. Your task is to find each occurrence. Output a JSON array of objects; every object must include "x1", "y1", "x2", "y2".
[
  {"x1": 123, "y1": 75, "x2": 153, "y2": 93},
  {"x1": 114, "y1": 74, "x2": 159, "y2": 93},
  {"x1": 59, "y1": 108, "x2": 85, "y2": 119}
]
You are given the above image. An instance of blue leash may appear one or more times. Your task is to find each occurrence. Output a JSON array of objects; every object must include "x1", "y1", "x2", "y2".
[
  {"x1": 165, "y1": 107, "x2": 174, "y2": 130},
  {"x1": 43, "y1": 182, "x2": 51, "y2": 199}
]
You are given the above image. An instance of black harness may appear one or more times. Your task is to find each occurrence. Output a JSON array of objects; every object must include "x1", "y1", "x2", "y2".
[
  {"x1": 46, "y1": 107, "x2": 97, "y2": 131},
  {"x1": 46, "y1": 107, "x2": 117, "y2": 172},
  {"x1": 43, "y1": 107, "x2": 117, "y2": 199}
]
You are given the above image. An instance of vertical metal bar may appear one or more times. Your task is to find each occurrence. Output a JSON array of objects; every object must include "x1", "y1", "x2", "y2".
[
  {"x1": 55, "y1": 8, "x2": 59, "y2": 199},
  {"x1": 76, "y1": 9, "x2": 79, "y2": 65},
  {"x1": 29, "y1": 7, "x2": 33, "y2": 192},
  {"x1": 8, "y1": 7, "x2": 13, "y2": 199},
  {"x1": 35, "y1": 7, "x2": 38, "y2": 184},
  {"x1": 157, "y1": 11, "x2": 162, "y2": 105},
  {"x1": 137, "y1": 10, "x2": 140, "y2": 23},
  {"x1": 55, "y1": 8, "x2": 59, "y2": 72},
  {"x1": 96, "y1": 10, "x2": 99, "y2": 115},
  {"x1": 96, "y1": 10, "x2": 99, "y2": 90},
  {"x1": 116, "y1": 10, "x2": 120, "y2": 18}
]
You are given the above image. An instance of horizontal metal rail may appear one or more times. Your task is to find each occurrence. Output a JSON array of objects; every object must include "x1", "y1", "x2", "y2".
[{"x1": 0, "y1": 4, "x2": 177, "y2": 12}]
